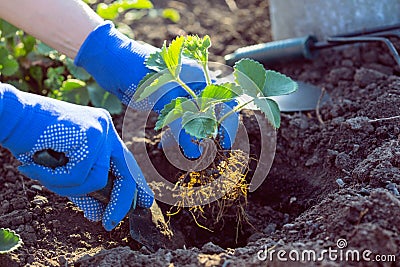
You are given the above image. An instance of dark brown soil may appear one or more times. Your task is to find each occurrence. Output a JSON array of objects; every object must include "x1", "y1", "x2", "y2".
[{"x1": 1, "y1": 0, "x2": 400, "y2": 266}]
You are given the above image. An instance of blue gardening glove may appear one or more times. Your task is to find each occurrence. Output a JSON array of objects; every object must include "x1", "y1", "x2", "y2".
[
  {"x1": 75, "y1": 21, "x2": 239, "y2": 158},
  {"x1": 0, "y1": 83, "x2": 153, "y2": 231}
]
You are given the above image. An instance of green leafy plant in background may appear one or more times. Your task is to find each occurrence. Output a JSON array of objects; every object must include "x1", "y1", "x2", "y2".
[
  {"x1": 92, "y1": 0, "x2": 180, "y2": 22},
  {"x1": 134, "y1": 35, "x2": 297, "y2": 140},
  {"x1": 0, "y1": 19, "x2": 33, "y2": 91},
  {"x1": 94, "y1": 0, "x2": 154, "y2": 20},
  {"x1": 0, "y1": 0, "x2": 180, "y2": 114},
  {"x1": 0, "y1": 228, "x2": 22, "y2": 254},
  {"x1": 86, "y1": 0, "x2": 180, "y2": 38},
  {"x1": 0, "y1": 18, "x2": 122, "y2": 114}
]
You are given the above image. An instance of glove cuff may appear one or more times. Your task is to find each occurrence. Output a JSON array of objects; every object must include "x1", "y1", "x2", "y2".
[
  {"x1": 74, "y1": 21, "x2": 153, "y2": 101},
  {"x1": 74, "y1": 21, "x2": 116, "y2": 66}
]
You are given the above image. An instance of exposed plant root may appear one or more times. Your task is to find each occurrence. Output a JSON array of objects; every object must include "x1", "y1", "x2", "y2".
[
  {"x1": 316, "y1": 87, "x2": 326, "y2": 126},
  {"x1": 166, "y1": 145, "x2": 253, "y2": 241}
]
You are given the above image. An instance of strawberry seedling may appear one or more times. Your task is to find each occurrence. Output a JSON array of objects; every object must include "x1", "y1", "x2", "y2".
[
  {"x1": 134, "y1": 35, "x2": 297, "y2": 232},
  {"x1": 134, "y1": 35, "x2": 297, "y2": 138}
]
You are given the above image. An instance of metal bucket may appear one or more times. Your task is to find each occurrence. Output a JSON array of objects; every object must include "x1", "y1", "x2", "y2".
[{"x1": 269, "y1": 0, "x2": 400, "y2": 40}]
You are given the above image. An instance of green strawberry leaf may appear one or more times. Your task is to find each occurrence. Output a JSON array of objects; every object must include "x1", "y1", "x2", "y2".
[
  {"x1": 36, "y1": 42, "x2": 56, "y2": 56},
  {"x1": 233, "y1": 58, "x2": 266, "y2": 98},
  {"x1": 60, "y1": 79, "x2": 86, "y2": 91},
  {"x1": 160, "y1": 36, "x2": 184, "y2": 78},
  {"x1": 64, "y1": 58, "x2": 92, "y2": 81},
  {"x1": 96, "y1": 3, "x2": 119, "y2": 20},
  {"x1": 87, "y1": 82, "x2": 122, "y2": 114},
  {"x1": 118, "y1": 0, "x2": 153, "y2": 9},
  {"x1": 96, "y1": 1, "x2": 153, "y2": 20},
  {"x1": 182, "y1": 108, "x2": 217, "y2": 139},
  {"x1": 8, "y1": 79, "x2": 30, "y2": 92},
  {"x1": 0, "y1": 47, "x2": 19, "y2": 77},
  {"x1": 254, "y1": 98, "x2": 281, "y2": 128},
  {"x1": 59, "y1": 79, "x2": 89, "y2": 106},
  {"x1": 146, "y1": 52, "x2": 167, "y2": 73},
  {"x1": 234, "y1": 58, "x2": 297, "y2": 97},
  {"x1": 135, "y1": 72, "x2": 174, "y2": 102},
  {"x1": 22, "y1": 35, "x2": 36, "y2": 54},
  {"x1": 29, "y1": 66, "x2": 43, "y2": 85},
  {"x1": 0, "y1": 228, "x2": 23, "y2": 254},
  {"x1": 13, "y1": 42, "x2": 27, "y2": 58},
  {"x1": 0, "y1": 19, "x2": 19, "y2": 39},
  {"x1": 133, "y1": 72, "x2": 156, "y2": 101},
  {"x1": 155, "y1": 97, "x2": 198, "y2": 130},
  {"x1": 162, "y1": 8, "x2": 181, "y2": 23},
  {"x1": 234, "y1": 58, "x2": 297, "y2": 128},
  {"x1": 199, "y1": 83, "x2": 242, "y2": 110},
  {"x1": 44, "y1": 66, "x2": 65, "y2": 89},
  {"x1": 0, "y1": 57, "x2": 19, "y2": 76},
  {"x1": 263, "y1": 70, "x2": 298, "y2": 96}
]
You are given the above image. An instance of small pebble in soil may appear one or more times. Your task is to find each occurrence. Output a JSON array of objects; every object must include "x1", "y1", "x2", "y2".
[
  {"x1": 386, "y1": 182, "x2": 400, "y2": 196},
  {"x1": 31, "y1": 184, "x2": 42, "y2": 191},
  {"x1": 358, "y1": 188, "x2": 370, "y2": 196},
  {"x1": 283, "y1": 214, "x2": 290, "y2": 224},
  {"x1": 234, "y1": 247, "x2": 257, "y2": 256},
  {"x1": 58, "y1": 256, "x2": 67, "y2": 266},
  {"x1": 276, "y1": 239, "x2": 285, "y2": 246},
  {"x1": 305, "y1": 154, "x2": 321, "y2": 167},
  {"x1": 344, "y1": 116, "x2": 372, "y2": 131},
  {"x1": 263, "y1": 223, "x2": 277, "y2": 235},
  {"x1": 139, "y1": 246, "x2": 152, "y2": 255},
  {"x1": 282, "y1": 223, "x2": 295, "y2": 230},
  {"x1": 0, "y1": 200, "x2": 10, "y2": 213},
  {"x1": 201, "y1": 242, "x2": 225, "y2": 254},
  {"x1": 336, "y1": 178, "x2": 345, "y2": 188},
  {"x1": 352, "y1": 144, "x2": 360, "y2": 153}
]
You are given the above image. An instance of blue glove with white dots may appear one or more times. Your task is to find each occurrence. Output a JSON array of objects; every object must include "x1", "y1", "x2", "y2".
[
  {"x1": 75, "y1": 21, "x2": 239, "y2": 158},
  {"x1": 0, "y1": 83, "x2": 153, "y2": 231}
]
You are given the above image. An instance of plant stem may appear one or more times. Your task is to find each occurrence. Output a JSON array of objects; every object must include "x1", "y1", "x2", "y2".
[
  {"x1": 176, "y1": 76, "x2": 198, "y2": 99},
  {"x1": 202, "y1": 62, "x2": 212, "y2": 85},
  {"x1": 217, "y1": 98, "x2": 254, "y2": 124},
  {"x1": 203, "y1": 99, "x2": 232, "y2": 110}
]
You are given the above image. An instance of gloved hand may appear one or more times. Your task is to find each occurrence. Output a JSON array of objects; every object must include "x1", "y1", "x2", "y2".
[
  {"x1": 74, "y1": 21, "x2": 239, "y2": 158},
  {"x1": 0, "y1": 83, "x2": 154, "y2": 231}
]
